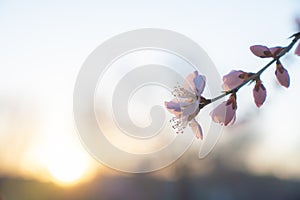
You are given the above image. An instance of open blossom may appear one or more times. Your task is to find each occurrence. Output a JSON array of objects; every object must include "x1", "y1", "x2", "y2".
[
  {"x1": 253, "y1": 80, "x2": 267, "y2": 107},
  {"x1": 165, "y1": 71, "x2": 206, "y2": 139},
  {"x1": 210, "y1": 93, "x2": 237, "y2": 126},
  {"x1": 275, "y1": 61, "x2": 290, "y2": 88},
  {"x1": 250, "y1": 45, "x2": 284, "y2": 58},
  {"x1": 222, "y1": 70, "x2": 251, "y2": 91}
]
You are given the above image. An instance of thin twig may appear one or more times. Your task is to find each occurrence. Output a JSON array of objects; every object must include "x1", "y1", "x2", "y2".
[{"x1": 203, "y1": 32, "x2": 300, "y2": 107}]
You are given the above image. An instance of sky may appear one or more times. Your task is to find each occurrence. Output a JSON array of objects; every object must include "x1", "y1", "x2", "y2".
[{"x1": 0, "y1": 0, "x2": 300, "y2": 185}]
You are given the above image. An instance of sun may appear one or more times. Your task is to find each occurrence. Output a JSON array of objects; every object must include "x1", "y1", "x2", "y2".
[
  {"x1": 46, "y1": 150, "x2": 89, "y2": 185},
  {"x1": 38, "y1": 134, "x2": 91, "y2": 185}
]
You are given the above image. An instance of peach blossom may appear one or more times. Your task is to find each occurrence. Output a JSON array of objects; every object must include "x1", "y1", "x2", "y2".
[
  {"x1": 250, "y1": 45, "x2": 283, "y2": 58},
  {"x1": 210, "y1": 94, "x2": 237, "y2": 126},
  {"x1": 275, "y1": 61, "x2": 290, "y2": 88},
  {"x1": 222, "y1": 70, "x2": 247, "y2": 91},
  {"x1": 253, "y1": 80, "x2": 267, "y2": 107},
  {"x1": 165, "y1": 71, "x2": 206, "y2": 138},
  {"x1": 295, "y1": 43, "x2": 300, "y2": 56}
]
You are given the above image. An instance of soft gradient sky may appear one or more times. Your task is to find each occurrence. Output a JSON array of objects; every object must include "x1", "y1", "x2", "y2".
[{"x1": 1, "y1": 0, "x2": 300, "y2": 184}]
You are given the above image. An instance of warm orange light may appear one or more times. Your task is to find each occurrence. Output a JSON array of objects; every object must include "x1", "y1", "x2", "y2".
[
  {"x1": 37, "y1": 131, "x2": 92, "y2": 186},
  {"x1": 46, "y1": 151, "x2": 89, "y2": 185}
]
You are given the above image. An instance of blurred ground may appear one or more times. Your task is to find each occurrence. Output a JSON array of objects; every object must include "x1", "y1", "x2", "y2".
[{"x1": 1, "y1": 163, "x2": 300, "y2": 200}]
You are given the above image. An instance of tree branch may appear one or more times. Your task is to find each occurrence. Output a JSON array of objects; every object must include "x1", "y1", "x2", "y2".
[{"x1": 202, "y1": 32, "x2": 300, "y2": 107}]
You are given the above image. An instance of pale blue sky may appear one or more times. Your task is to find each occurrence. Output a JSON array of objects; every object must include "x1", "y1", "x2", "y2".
[{"x1": 1, "y1": 0, "x2": 300, "y2": 180}]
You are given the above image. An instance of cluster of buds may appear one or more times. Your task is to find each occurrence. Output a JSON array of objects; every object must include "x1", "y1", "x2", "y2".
[
  {"x1": 251, "y1": 45, "x2": 290, "y2": 88},
  {"x1": 165, "y1": 32, "x2": 300, "y2": 140}
]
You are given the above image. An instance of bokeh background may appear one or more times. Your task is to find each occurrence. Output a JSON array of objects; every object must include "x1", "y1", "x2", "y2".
[{"x1": 1, "y1": 0, "x2": 300, "y2": 199}]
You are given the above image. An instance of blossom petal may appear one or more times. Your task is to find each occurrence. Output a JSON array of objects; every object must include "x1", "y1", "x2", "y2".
[
  {"x1": 253, "y1": 82, "x2": 267, "y2": 107},
  {"x1": 275, "y1": 61, "x2": 290, "y2": 88},
  {"x1": 193, "y1": 75, "x2": 206, "y2": 96},
  {"x1": 210, "y1": 102, "x2": 226, "y2": 124},
  {"x1": 189, "y1": 119, "x2": 203, "y2": 139},
  {"x1": 184, "y1": 71, "x2": 198, "y2": 93},
  {"x1": 295, "y1": 43, "x2": 300, "y2": 56},
  {"x1": 165, "y1": 99, "x2": 181, "y2": 111},
  {"x1": 225, "y1": 106, "x2": 236, "y2": 126},
  {"x1": 164, "y1": 97, "x2": 199, "y2": 119},
  {"x1": 222, "y1": 70, "x2": 245, "y2": 91},
  {"x1": 179, "y1": 115, "x2": 189, "y2": 128},
  {"x1": 210, "y1": 101, "x2": 236, "y2": 126},
  {"x1": 181, "y1": 100, "x2": 199, "y2": 117},
  {"x1": 227, "y1": 114, "x2": 236, "y2": 126},
  {"x1": 164, "y1": 100, "x2": 182, "y2": 118},
  {"x1": 184, "y1": 71, "x2": 206, "y2": 96},
  {"x1": 250, "y1": 45, "x2": 272, "y2": 58},
  {"x1": 269, "y1": 46, "x2": 283, "y2": 57}
]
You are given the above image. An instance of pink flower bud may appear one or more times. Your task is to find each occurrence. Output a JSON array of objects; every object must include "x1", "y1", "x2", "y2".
[
  {"x1": 250, "y1": 45, "x2": 272, "y2": 58},
  {"x1": 210, "y1": 94, "x2": 237, "y2": 126},
  {"x1": 269, "y1": 47, "x2": 284, "y2": 57},
  {"x1": 222, "y1": 70, "x2": 247, "y2": 91},
  {"x1": 250, "y1": 45, "x2": 283, "y2": 58},
  {"x1": 275, "y1": 61, "x2": 290, "y2": 88},
  {"x1": 295, "y1": 43, "x2": 300, "y2": 56},
  {"x1": 253, "y1": 80, "x2": 267, "y2": 107}
]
